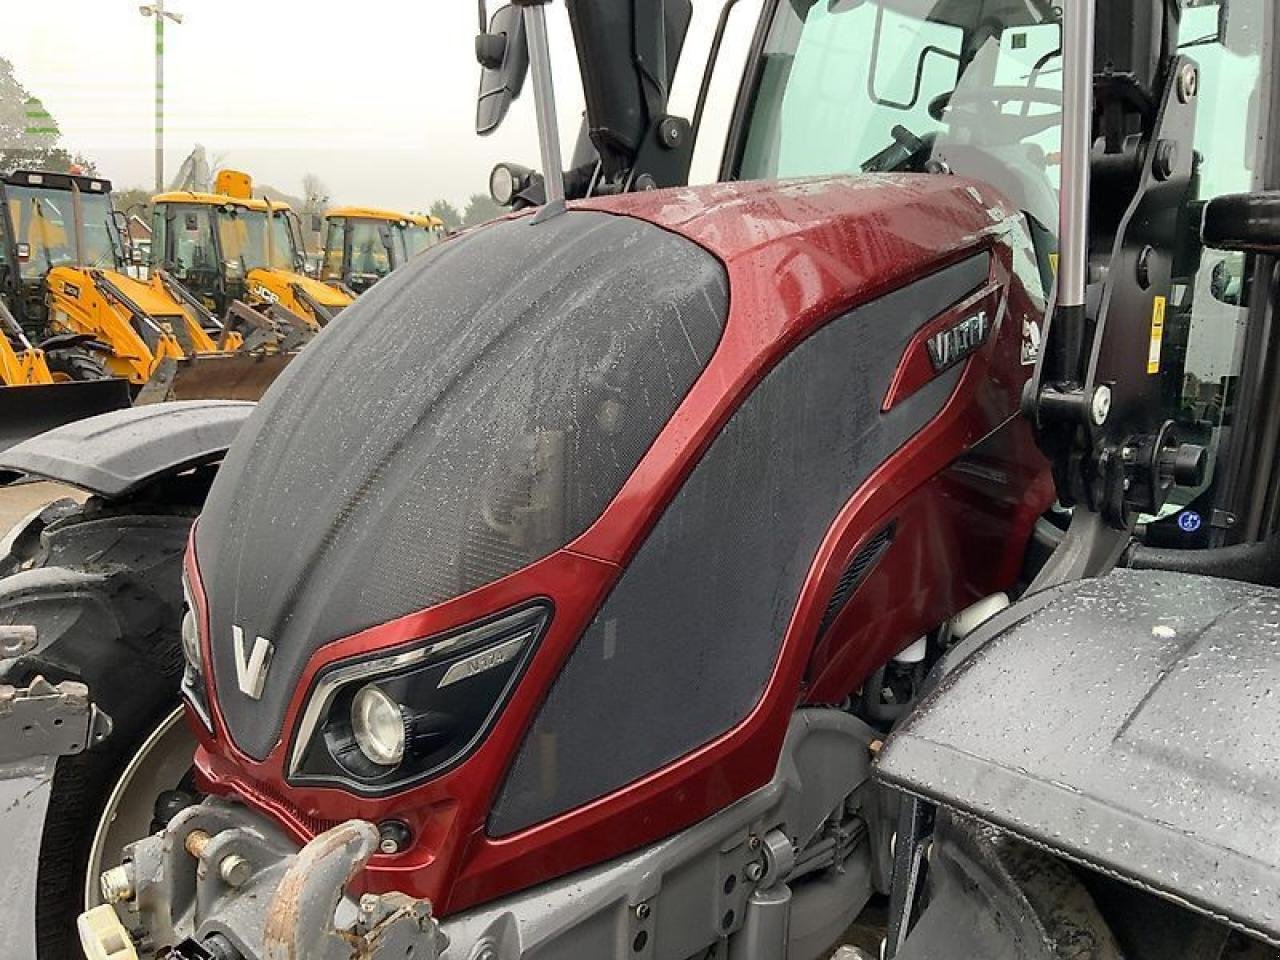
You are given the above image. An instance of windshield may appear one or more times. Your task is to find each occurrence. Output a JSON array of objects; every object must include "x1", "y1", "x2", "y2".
[
  {"x1": 348, "y1": 219, "x2": 397, "y2": 278},
  {"x1": 737, "y1": 0, "x2": 1064, "y2": 234},
  {"x1": 7, "y1": 185, "x2": 122, "y2": 278},
  {"x1": 217, "y1": 206, "x2": 265, "y2": 275},
  {"x1": 268, "y1": 211, "x2": 299, "y2": 271},
  {"x1": 321, "y1": 219, "x2": 345, "y2": 281},
  {"x1": 405, "y1": 224, "x2": 440, "y2": 258}
]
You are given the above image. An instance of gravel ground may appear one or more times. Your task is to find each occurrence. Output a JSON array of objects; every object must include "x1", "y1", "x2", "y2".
[{"x1": 0, "y1": 481, "x2": 84, "y2": 538}]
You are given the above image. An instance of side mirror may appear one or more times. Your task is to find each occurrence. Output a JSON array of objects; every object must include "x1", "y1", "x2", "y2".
[
  {"x1": 1202, "y1": 191, "x2": 1280, "y2": 255},
  {"x1": 475, "y1": 5, "x2": 529, "y2": 136}
]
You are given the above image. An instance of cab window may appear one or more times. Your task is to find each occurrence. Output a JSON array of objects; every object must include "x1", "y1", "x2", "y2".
[
  {"x1": 321, "y1": 220, "x2": 346, "y2": 281},
  {"x1": 736, "y1": 0, "x2": 1064, "y2": 248},
  {"x1": 1147, "y1": 0, "x2": 1271, "y2": 539},
  {"x1": 349, "y1": 221, "x2": 392, "y2": 278}
]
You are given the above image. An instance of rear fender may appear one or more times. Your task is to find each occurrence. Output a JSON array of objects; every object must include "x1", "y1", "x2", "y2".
[
  {"x1": 876, "y1": 568, "x2": 1280, "y2": 946},
  {"x1": 0, "y1": 399, "x2": 254, "y2": 499}
]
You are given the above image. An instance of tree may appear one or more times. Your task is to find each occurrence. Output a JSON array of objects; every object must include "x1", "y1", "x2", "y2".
[
  {"x1": 462, "y1": 193, "x2": 503, "y2": 228},
  {"x1": 301, "y1": 173, "x2": 330, "y2": 212},
  {"x1": 113, "y1": 187, "x2": 154, "y2": 222},
  {"x1": 0, "y1": 57, "x2": 95, "y2": 175},
  {"x1": 429, "y1": 199, "x2": 462, "y2": 230}
]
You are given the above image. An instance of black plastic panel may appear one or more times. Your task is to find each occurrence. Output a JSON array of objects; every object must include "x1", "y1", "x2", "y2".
[
  {"x1": 490, "y1": 254, "x2": 988, "y2": 836},
  {"x1": 0, "y1": 400, "x2": 252, "y2": 496},
  {"x1": 197, "y1": 211, "x2": 728, "y2": 760},
  {"x1": 878, "y1": 568, "x2": 1280, "y2": 947}
]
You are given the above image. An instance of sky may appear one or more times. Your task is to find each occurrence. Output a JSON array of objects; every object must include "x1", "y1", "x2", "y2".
[{"x1": 3, "y1": 1, "x2": 761, "y2": 212}]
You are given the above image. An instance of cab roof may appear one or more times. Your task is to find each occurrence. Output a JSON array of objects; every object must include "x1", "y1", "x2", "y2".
[
  {"x1": 151, "y1": 190, "x2": 293, "y2": 213},
  {"x1": 4, "y1": 169, "x2": 113, "y2": 195},
  {"x1": 326, "y1": 205, "x2": 415, "y2": 224}
]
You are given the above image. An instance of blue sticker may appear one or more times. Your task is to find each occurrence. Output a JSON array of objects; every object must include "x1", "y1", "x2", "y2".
[{"x1": 1178, "y1": 511, "x2": 1202, "y2": 533}]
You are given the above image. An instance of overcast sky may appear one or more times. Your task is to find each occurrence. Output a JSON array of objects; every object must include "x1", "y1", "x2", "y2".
[{"x1": 4, "y1": 1, "x2": 760, "y2": 211}]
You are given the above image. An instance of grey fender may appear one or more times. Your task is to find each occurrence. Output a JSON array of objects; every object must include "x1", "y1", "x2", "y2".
[
  {"x1": 876, "y1": 568, "x2": 1280, "y2": 947},
  {"x1": 0, "y1": 400, "x2": 254, "y2": 499}
]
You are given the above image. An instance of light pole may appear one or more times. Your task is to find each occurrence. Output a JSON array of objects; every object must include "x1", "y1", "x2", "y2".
[{"x1": 138, "y1": 2, "x2": 184, "y2": 193}]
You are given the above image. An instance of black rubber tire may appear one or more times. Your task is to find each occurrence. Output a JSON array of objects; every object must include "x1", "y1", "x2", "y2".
[
  {"x1": 44, "y1": 347, "x2": 107, "y2": 383},
  {"x1": 0, "y1": 496, "x2": 197, "y2": 960}
]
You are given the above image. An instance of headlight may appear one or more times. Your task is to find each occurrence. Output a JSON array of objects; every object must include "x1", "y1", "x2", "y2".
[
  {"x1": 181, "y1": 605, "x2": 201, "y2": 670},
  {"x1": 288, "y1": 603, "x2": 549, "y2": 794},
  {"x1": 179, "y1": 574, "x2": 213, "y2": 731},
  {"x1": 489, "y1": 162, "x2": 532, "y2": 207},
  {"x1": 351, "y1": 685, "x2": 406, "y2": 766}
]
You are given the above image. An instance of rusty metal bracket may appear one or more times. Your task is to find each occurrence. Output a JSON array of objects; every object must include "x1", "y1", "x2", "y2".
[{"x1": 264, "y1": 820, "x2": 446, "y2": 960}]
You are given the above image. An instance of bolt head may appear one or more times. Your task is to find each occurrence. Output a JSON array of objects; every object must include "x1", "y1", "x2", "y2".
[
  {"x1": 219, "y1": 853, "x2": 252, "y2": 888},
  {"x1": 1090, "y1": 385, "x2": 1112, "y2": 426},
  {"x1": 744, "y1": 861, "x2": 764, "y2": 882},
  {"x1": 1178, "y1": 63, "x2": 1199, "y2": 102},
  {"x1": 635, "y1": 902, "x2": 651, "y2": 920},
  {"x1": 360, "y1": 893, "x2": 380, "y2": 915},
  {"x1": 379, "y1": 837, "x2": 400, "y2": 855},
  {"x1": 100, "y1": 864, "x2": 136, "y2": 903}
]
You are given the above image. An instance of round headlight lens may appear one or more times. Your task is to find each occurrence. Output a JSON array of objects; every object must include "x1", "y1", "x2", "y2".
[
  {"x1": 351, "y1": 684, "x2": 406, "y2": 767},
  {"x1": 489, "y1": 164, "x2": 516, "y2": 206}
]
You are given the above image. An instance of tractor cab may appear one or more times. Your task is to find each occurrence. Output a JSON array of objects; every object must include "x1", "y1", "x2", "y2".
[{"x1": 320, "y1": 205, "x2": 418, "y2": 292}]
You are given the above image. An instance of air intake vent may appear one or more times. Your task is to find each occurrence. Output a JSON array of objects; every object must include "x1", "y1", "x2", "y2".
[{"x1": 817, "y1": 524, "x2": 895, "y2": 637}]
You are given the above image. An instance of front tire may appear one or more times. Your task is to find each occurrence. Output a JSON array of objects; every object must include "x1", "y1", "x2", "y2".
[
  {"x1": 0, "y1": 495, "x2": 197, "y2": 959},
  {"x1": 43, "y1": 347, "x2": 107, "y2": 383}
]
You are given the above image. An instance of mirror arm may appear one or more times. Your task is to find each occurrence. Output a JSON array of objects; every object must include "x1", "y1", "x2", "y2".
[{"x1": 516, "y1": 0, "x2": 566, "y2": 206}]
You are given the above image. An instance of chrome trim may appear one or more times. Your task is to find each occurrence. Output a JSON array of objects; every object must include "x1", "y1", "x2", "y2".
[
  {"x1": 437, "y1": 634, "x2": 528, "y2": 688},
  {"x1": 287, "y1": 608, "x2": 542, "y2": 776}
]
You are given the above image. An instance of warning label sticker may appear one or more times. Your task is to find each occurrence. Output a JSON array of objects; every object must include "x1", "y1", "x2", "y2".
[{"x1": 1148, "y1": 296, "x2": 1166, "y2": 374}]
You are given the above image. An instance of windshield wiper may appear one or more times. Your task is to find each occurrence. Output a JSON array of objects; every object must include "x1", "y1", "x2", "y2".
[{"x1": 861, "y1": 125, "x2": 929, "y2": 173}]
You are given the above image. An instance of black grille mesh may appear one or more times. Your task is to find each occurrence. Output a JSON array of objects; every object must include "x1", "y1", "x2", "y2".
[
  {"x1": 490, "y1": 254, "x2": 988, "y2": 835},
  {"x1": 817, "y1": 525, "x2": 895, "y2": 637},
  {"x1": 197, "y1": 211, "x2": 729, "y2": 760}
]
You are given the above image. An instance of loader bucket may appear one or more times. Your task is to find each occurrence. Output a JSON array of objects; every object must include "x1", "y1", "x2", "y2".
[
  {"x1": 0, "y1": 379, "x2": 132, "y2": 455},
  {"x1": 135, "y1": 353, "x2": 294, "y2": 404}
]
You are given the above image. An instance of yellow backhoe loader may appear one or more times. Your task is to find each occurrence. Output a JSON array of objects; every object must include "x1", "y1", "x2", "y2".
[
  {"x1": 319, "y1": 205, "x2": 444, "y2": 293},
  {"x1": 150, "y1": 169, "x2": 353, "y2": 333},
  {"x1": 1, "y1": 168, "x2": 297, "y2": 411},
  {"x1": 0, "y1": 293, "x2": 130, "y2": 452}
]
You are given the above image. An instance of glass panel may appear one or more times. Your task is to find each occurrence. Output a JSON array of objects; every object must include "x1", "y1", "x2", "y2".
[
  {"x1": 268, "y1": 211, "x2": 298, "y2": 271},
  {"x1": 1150, "y1": 0, "x2": 1269, "y2": 531},
  {"x1": 216, "y1": 207, "x2": 277, "y2": 277},
  {"x1": 8, "y1": 186, "x2": 76, "y2": 279},
  {"x1": 348, "y1": 221, "x2": 394, "y2": 278},
  {"x1": 321, "y1": 220, "x2": 345, "y2": 281},
  {"x1": 169, "y1": 204, "x2": 218, "y2": 280},
  {"x1": 77, "y1": 192, "x2": 122, "y2": 269},
  {"x1": 737, "y1": 0, "x2": 1065, "y2": 244}
]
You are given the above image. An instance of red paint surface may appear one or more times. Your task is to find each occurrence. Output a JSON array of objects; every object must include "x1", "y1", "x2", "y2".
[{"x1": 188, "y1": 175, "x2": 1053, "y2": 915}]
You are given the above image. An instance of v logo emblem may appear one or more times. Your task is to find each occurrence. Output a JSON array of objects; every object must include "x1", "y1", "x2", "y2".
[{"x1": 232, "y1": 624, "x2": 274, "y2": 700}]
